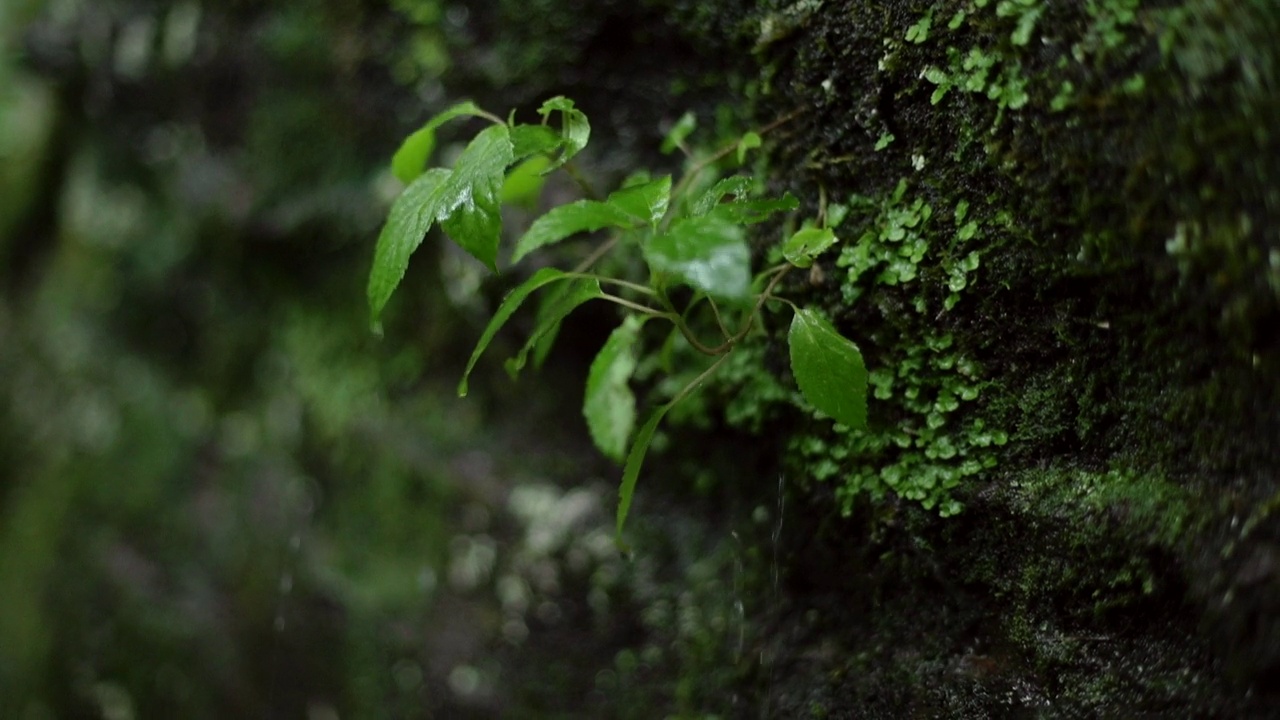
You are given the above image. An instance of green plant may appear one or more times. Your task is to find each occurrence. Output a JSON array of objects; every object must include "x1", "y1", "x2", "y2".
[{"x1": 366, "y1": 97, "x2": 868, "y2": 546}]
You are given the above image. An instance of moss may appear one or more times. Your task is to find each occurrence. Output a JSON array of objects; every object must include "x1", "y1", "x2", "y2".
[{"x1": 677, "y1": 0, "x2": 1280, "y2": 715}]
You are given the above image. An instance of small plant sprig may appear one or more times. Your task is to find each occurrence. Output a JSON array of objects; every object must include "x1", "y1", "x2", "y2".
[{"x1": 368, "y1": 97, "x2": 868, "y2": 547}]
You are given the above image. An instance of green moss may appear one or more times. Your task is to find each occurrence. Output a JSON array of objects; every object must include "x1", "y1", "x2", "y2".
[
  {"x1": 761, "y1": 176, "x2": 1002, "y2": 515},
  {"x1": 706, "y1": 0, "x2": 1280, "y2": 714}
]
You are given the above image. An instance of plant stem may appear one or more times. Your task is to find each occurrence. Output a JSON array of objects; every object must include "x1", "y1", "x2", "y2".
[
  {"x1": 668, "y1": 351, "x2": 733, "y2": 408},
  {"x1": 572, "y1": 236, "x2": 620, "y2": 273},
  {"x1": 717, "y1": 265, "x2": 794, "y2": 349},
  {"x1": 707, "y1": 297, "x2": 732, "y2": 340},
  {"x1": 562, "y1": 160, "x2": 602, "y2": 200},
  {"x1": 598, "y1": 293, "x2": 667, "y2": 317},
  {"x1": 569, "y1": 273, "x2": 656, "y2": 296}
]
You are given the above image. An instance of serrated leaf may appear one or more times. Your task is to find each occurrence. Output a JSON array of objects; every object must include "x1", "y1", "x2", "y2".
[
  {"x1": 691, "y1": 176, "x2": 754, "y2": 216},
  {"x1": 788, "y1": 308, "x2": 868, "y2": 429},
  {"x1": 391, "y1": 101, "x2": 489, "y2": 184},
  {"x1": 458, "y1": 267, "x2": 572, "y2": 397},
  {"x1": 438, "y1": 124, "x2": 514, "y2": 271},
  {"x1": 508, "y1": 123, "x2": 562, "y2": 160},
  {"x1": 615, "y1": 354, "x2": 723, "y2": 547},
  {"x1": 706, "y1": 193, "x2": 799, "y2": 225},
  {"x1": 538, "y1": 96, "x2": 590, "y2": 170},
  {"x1": 527, "y1": 281, "x2": 575, "y2": 369},
  {"x1": 531, "y1": 320, "x2": 561, "y2": 368},
  {"x1": 660, "y1": 111, "x2": 696, "y2": 154},
  {"x1": 511, "y1": 201, "x2": 636, "y2": 264},
  {"x1": 737, "y1": 131, "x2": 762, "y2": 164},
  {"x1": 645, "y1": 215, "x2": 752, "y2": 301},
  {"x1": 511, "y1": 176, "x2": 671, "y2": 263},
  {"x1": 505, "y1": 278, "x2": 602, "y2": 378},
  {"x1": 616, "y1": 402, "x2": 671, "y2": 548},
  {"x1": 583, "y1": 316, "x2": 643, "y2": 462},
  {"x1": 368, "y1": 168, "x2": 452, "y2": 324},
  {"x1": 782, "y1": 227, "x2": 838, "y2": 268},
  {"x1": 605, "y1": 176, "x2": 671, "y2": 227}
]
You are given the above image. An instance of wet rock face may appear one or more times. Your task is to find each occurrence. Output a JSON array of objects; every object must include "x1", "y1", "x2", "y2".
[{"x1": 716, "y1": 0, "x2": 1280, "y2": 715}]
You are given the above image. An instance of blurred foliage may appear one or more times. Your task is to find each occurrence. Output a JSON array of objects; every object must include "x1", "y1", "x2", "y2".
[
  {"x1": 0, "y1": 1, "x2": 473, "y2": 716},
  {"x1": 0, "y1": 0, "x2": 762, "y2": 717}
]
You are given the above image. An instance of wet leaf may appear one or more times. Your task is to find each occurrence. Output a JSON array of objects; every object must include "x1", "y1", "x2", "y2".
[
  {"x1": 367, "y1": 168, "x2": 452, "y2": 324},
  {"x1": 504, "y1": 278, "x2": 602, "y2": 377},
  {"x1": 583, "y1": 316, "x2": 643, "y2": 462},
  {"x1": 511, "y1": 176, "x2": 671, "y2": 263},
  {"x1": 512, "y1": 201, "x2": 635, "y2": 264},
  {"x1": 438, "y1": 124, "x2": 514, "y2": 271},
  {"x1": 538, "y1": 96, "x2": 590, "y2": 170},
  {"x1": 605, "y1": 176, "x2": 671, "y2": 227},
  {"x1": 616, "y1": 403, "x2": 670, "y2": 549},
  {"x1": 458, "y1": 268, "x2": 571, "y2": 397},
  {"x1": 391, "y1": 101, "x2": 489, "y2": 184},
  {"x1": 788, "y1": 308, "x2": 868, "y2": 428},
  {"x1": 782, "y1": 227, "x2": 838, "y2": 268},
  {"x1": 645, "y1": 215, "x2": 752, "y2": 301}
]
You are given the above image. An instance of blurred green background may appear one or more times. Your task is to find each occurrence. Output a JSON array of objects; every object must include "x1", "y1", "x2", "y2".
[{"x1": 0, "y1": 2, "x2": 753, "y2": 717}]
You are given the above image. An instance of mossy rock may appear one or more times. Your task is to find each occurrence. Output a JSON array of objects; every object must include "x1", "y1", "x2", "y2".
[{"x1": 705, "y1": 0, "x2": 1280, "y2": 715}]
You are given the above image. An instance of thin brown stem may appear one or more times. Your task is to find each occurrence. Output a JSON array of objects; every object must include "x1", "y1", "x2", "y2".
[{"x1": 707, "y1": 297, "x2": 732, "y2": 340}]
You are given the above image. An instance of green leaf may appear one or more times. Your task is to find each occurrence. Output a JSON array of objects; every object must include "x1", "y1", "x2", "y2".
[
  {"x1": 527, "y1": 282, "x2": 576, "y2": 369},
  {"x1": 538, "y1": 96, "x2": 590, "y2": 170},
  {"x1": 367, "y1": 168, "x2": 452, "y2": 324},
  {"x1": 531, "y1": 320, "x2": 561, "y2": 368},
  {"x1": 511, "y1": 176, "x2": 671, "y2": 263},
  {"x1": 511, "y1": 201, "x2": 635, "y2": 264},
  {"x1": 530, "y1": 289, "x2": 574, "y2": 369},
  {"x1": 505, "y1": 278, "x2": 602, "y2": 378},
  {"x1": 616, "y1": 402, "x2": 671, "y2": 548},
  {"x1": 782, "y1": 227, "x2": 838, "y2": 268},
  {"x1": 615, "y1": 353, "x2": 725, "y2": 547},
  {"x1": 706, "y1": 193, "x2": 799, "y2": 225},
  {"x1": 508, "y1": 123, "x2": 562, "y2": 160},
  {"x1": 438, "y1": 124, "x2": 514, "y2": 271},
  {"x1": 691, "y1": 176, "x2": 754, "y2": 216},
  {"x1": 788, "y1": 308, "x2": 868, "y2": 429},
  {"x1": 906, "y1": 8, "x2": 933, "y2": 43},
  {"x1": 660, "y1": 111, "x2": 697, "y2": 154},
  {"x1": 605, "y1": 176, "x2": 671, "y2": 227},
  {"x1": 645, "y1": 215, "x2": 752, "y2": 301},
  {"x1": 391, "y1": 101, "x2": 490, "y2": 184},
  {"x1": 501, "y1": 154, "x2": 552, "y2": 208},
  {"x1": 737, "y1": 131, "x2": 762, "y2": 164},
  {"x1": 583, "y1": 316, "x2": 643, "y2": 462},
  {"x1": 458, "y1": 267, "x2": 572, "y2": 397}
]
